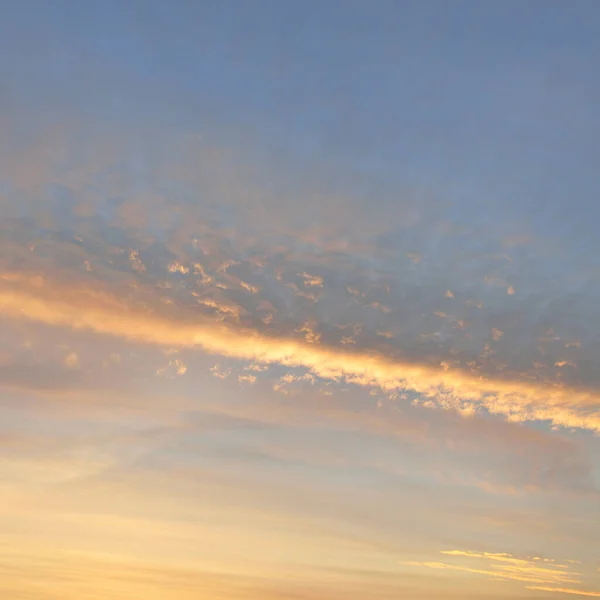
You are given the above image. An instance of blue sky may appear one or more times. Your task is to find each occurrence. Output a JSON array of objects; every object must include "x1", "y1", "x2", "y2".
[{"x1": 2, "y1": 2, "x2": 600, "y2": 599}]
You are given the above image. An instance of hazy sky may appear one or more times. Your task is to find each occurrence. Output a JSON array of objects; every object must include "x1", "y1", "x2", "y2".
[{"x1": 2, "y1": 1, "x2": 600, "y2": 599}]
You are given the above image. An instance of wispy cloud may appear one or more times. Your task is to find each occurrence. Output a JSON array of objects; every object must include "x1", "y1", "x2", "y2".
[
  {"x1": 404, "y1": 549, "x2": 600, "y2": 595},
  {"x1": 526, "y1": 586, "x2": 600, "y2": 597}
]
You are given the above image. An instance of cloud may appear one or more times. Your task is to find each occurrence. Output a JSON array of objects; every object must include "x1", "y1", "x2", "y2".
[
  {"x1": 438, "y1": 550, "x2": 575, "y2": 579},
  {"x1": 210, "y1": 365, "x2": 231, "y2": 379},
  {"x1": 129, "y1": 249, "x2": 146, "y2": 273},
  {"x1": 64, "y1": 352, "x2": 79, "y2": 369},
  {"x1": 301, "y1": 273, "x2": 324, "y2": 288},
  {"x1": 2, "y1": 269, "x2": 600, "y2": 434},
  {"x1": 240, "y1": 281, "x2": 260, "y2": 294},
  {"x1": 155, "y1": 358, "x2": 187, "y2": 378},
  {"x1": 403, "y1": 560, "x2": 576, "y2": 585},
  {"x1": 526, "y1": 586, "x2": 600, "y2": 597},
  {"x1": 3, "y1": 122, "x2": 600, "y2": 396},
  {"x1": 3, "y1": 313, "x2": 590, "y2": 497},
  {"x1": 403, "y1": 548, "x2": 600, "y2": 594},
  {"x1": 167, "y1": 261, "x2": 189, "y2": 275}
]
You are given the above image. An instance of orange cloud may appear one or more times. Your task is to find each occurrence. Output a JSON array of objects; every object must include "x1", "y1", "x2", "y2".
[
  {"x1": 526, "y1": 586, "x2": 600, "y2": 597},
  {"x1": 403, "y1": 558, "x2": 579, "y2": 586},
  {"x1": 301, "y1": 272, "x2": 324, "y2": 288},
  {"x1": 440, "y1": 550, "x2": 568, "y2": 568},
  {"x1": 404, "y1": 549, "x2": 600, "y2": 597},
  {"x1": 2, "y1": 270, "x2": 600, "y2": 433}
]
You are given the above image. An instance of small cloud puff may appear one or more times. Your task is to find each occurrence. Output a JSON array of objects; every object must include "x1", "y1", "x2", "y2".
[
  {"x1": 64, "y1": 352, "x2": 80, "y2": 369},
  {"x1": 301, "y1": 273, "x2": 324, "y2": 288}
]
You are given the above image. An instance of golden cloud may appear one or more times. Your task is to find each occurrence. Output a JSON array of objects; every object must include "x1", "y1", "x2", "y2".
[
  {"x1": 526, "y1": 586, "x2": 600, "y2": 597},
  {"x1": 2, "y1": 270, "x2": 600, "y2": 433},
  {"x1": 403, "y1": 548, "x2": 600, "y2": 595}
]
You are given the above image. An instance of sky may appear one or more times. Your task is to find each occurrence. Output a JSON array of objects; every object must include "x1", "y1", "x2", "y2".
[{"x1": 1, "y1": 1, "x2": 600, "y2": 598}]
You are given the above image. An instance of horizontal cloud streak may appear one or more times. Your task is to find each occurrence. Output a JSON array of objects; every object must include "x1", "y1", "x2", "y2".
[
  {"x1": 403, "y1": 560, "x2": 577, "y2": 585},
  {"x1": 2, "y1": 270, "x2": 600, "y2": 433},
  {"x1": 404, "y1": 548, "x2": 600, "y2": 596},
  {"x1": 526, "y1": 587, "x2": 600, "y2": 597}
]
